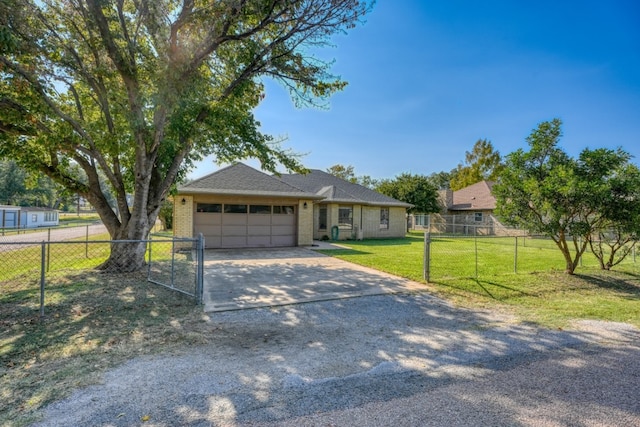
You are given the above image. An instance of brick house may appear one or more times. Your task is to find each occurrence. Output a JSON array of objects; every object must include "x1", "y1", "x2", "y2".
[
  {"x1": 410, "y1": 180, "x2": 517, "y2": 236},
  {"x1": 173, "y1": 163, "x2": 411, "y2": 248}
]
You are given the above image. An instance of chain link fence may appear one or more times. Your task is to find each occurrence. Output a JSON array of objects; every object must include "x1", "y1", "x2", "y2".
[
  {"x1": 0, "y1": 234, "x2": 204, "y2": 319},
  {"x1": 422, "y1": 230, "x2": 639, "y2": 282}
]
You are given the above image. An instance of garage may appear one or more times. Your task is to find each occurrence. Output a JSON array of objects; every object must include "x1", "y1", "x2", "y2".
[{"x1": 194, "y1": 202, "x2": 297, "y2": 248}]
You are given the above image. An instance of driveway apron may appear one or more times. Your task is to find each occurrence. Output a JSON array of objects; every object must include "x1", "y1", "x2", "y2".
[{"x1": 202, "y1": 247, "x2": 425, "y2": 312}]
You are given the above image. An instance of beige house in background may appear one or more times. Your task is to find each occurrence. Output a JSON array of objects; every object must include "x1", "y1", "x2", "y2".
[
  {"x1": 411, "y1": 180, "x2": 518, "y2": 236},
  {"x1": 174, "y1": 163, "x2": 411, "y2": 249},
  {"x1": 439, "y1": 180, "x2": 496, "y2": 224}
]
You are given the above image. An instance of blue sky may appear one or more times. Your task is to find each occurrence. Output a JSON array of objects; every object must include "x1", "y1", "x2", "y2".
[{"x1": 190, "y1": 0, "x2": 640, "y2": 180}]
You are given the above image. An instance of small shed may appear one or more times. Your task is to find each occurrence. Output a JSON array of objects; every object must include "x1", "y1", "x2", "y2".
[{"x1": 0, "y1": 205, "x2": 59, "y2": 229}]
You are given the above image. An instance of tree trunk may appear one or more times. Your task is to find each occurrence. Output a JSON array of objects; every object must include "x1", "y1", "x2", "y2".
[
  {"x1": 92, "y1": 194, "x2": 159, "y2": 273},
  {"x1": 98, "y1": 239, "x2": 149, "y2": 273}
]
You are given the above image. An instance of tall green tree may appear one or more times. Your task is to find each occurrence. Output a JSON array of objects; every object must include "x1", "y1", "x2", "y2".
[
  {"x1": 326, "y1": 164, "x2": 357, "y2": 183},
  {"x1": 450, "y1": 139, "x2": 504, "y2": 190},
  {"x1": 0, "y1": 160, "x2": 26, "y2": 205},
  {"x1": 326, "y1": 163, "x2": 378, "y2": 188},
  {"x1": 427, "y1": 170, "x2": 453, "y2": 190},
  {"x1": 586, "y1": 159, "x2": 640, "y2": 270},
  {"x1": 376, "y1": 173, "x2": 439, "y2": 214},
  {"x1": 0, "y1": 0, "x2": 372, "y2": 271},
  {"x1": 494, "y1": 119, "x2": 638, "y2": 274}
]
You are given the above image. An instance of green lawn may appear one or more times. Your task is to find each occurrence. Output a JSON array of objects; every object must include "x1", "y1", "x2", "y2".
[{"x1": 320, "y1": 233, "x2": 640, "y2": 328}]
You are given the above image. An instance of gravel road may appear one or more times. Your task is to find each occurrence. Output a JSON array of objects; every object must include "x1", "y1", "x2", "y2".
[
  {"x1": 33, "y1": 293, "x2": 640, "y2": 427},
  {"x1": 0, "y1": 224, "x2": 107, "y2": 251}
]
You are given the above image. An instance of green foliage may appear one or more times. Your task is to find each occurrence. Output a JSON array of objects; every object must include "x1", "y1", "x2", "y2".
[
  {"x1": 325, "y1": 164, "x2": 379, "y2": 188},
  {"x1": 158, "y1": 199, "x2": 173, "y2": 231},
  {"x1": 427, "y1": 170, "x2": 453, "y2": 190},
  {"x1": 376, "y1": 173, "x2": 440, "y2": 213},
  {"x1": 493, "y1": 118, "x2": 639, "y2": 274},
  {"x1": 0, "y1": 0, "x2": 372, "y2": 269},
  {"x1": 450, "y1": 139, "x2": 504, "y2": 191},
  {"x1": 326, "y1": 164, "x2": 358, "y2": 183}
]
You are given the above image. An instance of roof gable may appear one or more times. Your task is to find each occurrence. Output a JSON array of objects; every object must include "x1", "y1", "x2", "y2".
[{"x1": 450, "y1": 180, "x2": 496, "y2": 211}]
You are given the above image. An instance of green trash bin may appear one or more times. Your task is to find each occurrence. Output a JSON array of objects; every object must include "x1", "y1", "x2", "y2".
[{"x1": 331, "y1": 225, "x2": 339, "y2": 240}]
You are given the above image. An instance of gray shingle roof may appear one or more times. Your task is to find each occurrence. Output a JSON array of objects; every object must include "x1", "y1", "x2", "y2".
[
  {"x1": 178, "y1": 163, "x2": 322, "y2": 199},
  {"x1": 179, "y1": 164, "x2": 411, "y2": 207},
  {"x1": 279, "y1": 170, "x2": 412, "y2": 207}
]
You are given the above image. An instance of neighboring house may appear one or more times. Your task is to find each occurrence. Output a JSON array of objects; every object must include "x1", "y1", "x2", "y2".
[
  {"x1": 410, "y1": 181, "x2": 516, "y2": 236},
  {"x1": 440, "y1": 180, "x2": 496, "y2": 225},
  {"x1": 174, "y1": 163, "x2": 412, "y2": 249},
  {"x1": 0, "y1": 205, "x2": 60, "y2": 229}
]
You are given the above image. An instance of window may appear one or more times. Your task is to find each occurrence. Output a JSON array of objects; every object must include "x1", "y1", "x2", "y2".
[
  {"x1": 224, "y1": 204, "x2": 248, "y2": 214},
  {"x1": 44, "y1": 212, "x2": 57, "y2": 222},
  {"x1": 249, "y1": 205, "x2": 271, "y2": 214},
  {"x1": 273, "y1": 205, "x2": 295, "y2": 215},
  {"x1": 338, "y1": 206, "x2": 353, "y2": 229},
  {"x1": 474, "y1": 212, "x2": 483, "y2": 222},
  {"x1": 32, "y1": 214, "x2": 38, "y2": 222},
  {"x1": 380, "y1": 208, "x2": 389, "y2": 229},
  {"x1": 318, "y1": 206, "x2": 327, "y2": 230},
  {"x1": 196, "y1": 203, "x2": 222, "y2": 213}
]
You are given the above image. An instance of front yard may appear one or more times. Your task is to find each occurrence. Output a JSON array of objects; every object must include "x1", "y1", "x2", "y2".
[
  {"x1": 2, "y1": 233, "x2": 639, "y2": 425},
  {"x1": 319, "y1": 233, "x2": 640, "y2": 329}
]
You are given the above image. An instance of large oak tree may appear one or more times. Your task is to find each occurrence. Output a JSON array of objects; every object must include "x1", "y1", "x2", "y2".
[{"x1": 0, "y1": 0, "x2": 371, "y2": 271}]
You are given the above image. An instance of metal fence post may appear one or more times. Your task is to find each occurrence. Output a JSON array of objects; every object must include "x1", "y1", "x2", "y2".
[
  {"x1": 170, "y1": 238, "x2": 176, "y2": 288},
  {"x1": 514, "y1": 236, "x2": 518, "y2": 273},
  {"x1": 40, "y1": 241, "x2": 46, "y2": 320},
  {"x1": 46, "y1": 228, "x2": 51, "y2": 272},
  {"x1": 474, "y1": 232, "x2": 478, "y2": 279},
  {"x1": 147, "y1": 235, "x2": 153, "y2": 280},
  {"x1": 423, "y1": 231, "x2": 431, "y2": 282},
  {"x1": 196, "y1": 233, "x2": 205, "y2": 304},
  {"x1": 85, "y1": 224, "x2": 89, "y2": 258}
]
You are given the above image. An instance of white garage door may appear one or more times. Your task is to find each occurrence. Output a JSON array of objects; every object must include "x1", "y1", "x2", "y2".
[{"x1": 194, "y1": 203, "x2": 296, "y2": 248}]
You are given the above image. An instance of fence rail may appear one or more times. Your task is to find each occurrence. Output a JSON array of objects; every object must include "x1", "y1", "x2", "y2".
[
  {"x1": 422, "y1": 232, "x2": 638, "y2": 282},
  {"x1": 0, "y1": 235, "x2": 204, "y2": 320}
]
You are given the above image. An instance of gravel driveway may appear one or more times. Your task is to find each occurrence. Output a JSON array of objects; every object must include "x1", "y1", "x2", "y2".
[{"x1": 34, "y1": 292, "x2": 640, "y2": 426}]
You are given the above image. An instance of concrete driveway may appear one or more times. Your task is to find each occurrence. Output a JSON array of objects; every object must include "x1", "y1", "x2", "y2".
[{"x1": 202, "y1": 245, "x2": 426, "y2": 312}]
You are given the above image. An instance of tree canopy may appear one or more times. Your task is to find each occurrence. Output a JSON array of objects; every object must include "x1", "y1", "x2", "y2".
[
  {"x1": 326, "y1": 163, "x2": 378, "y2": 188},
  {"x1": 0, "y1": 0, "x2": 372, "y2": 270},
  {"x1": 450, "y1": 139, "x2": 503, "y2": 191},
  {"x1": 493, "y1": 118, "x2": 639, "y2": 274},
  {"x1": 376, "y1": 173, "x2": 439, "y2": 214}
]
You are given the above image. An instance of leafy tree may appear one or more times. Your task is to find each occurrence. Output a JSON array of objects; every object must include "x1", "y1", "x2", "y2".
[
  {"x1": 0, "y1": 160, "x2": 26, "y2": 205},
  {"x1": 158, "y1": 199, "x2": 173, "y2": 231},
  {"x1": 357, "y1": 174, "x2": 379, "y2": 190},
  {"x1": 0, "y1": 160, "x2": 67, "y2": 207},
  {"x1": 326, "y1": 164, "x2": 378, "y2": 188},
  {"x1": 427, "y1": 170, "x2": 453, "y2": 190},
  {"x1": 493, "y1": 118, "x2": 638, "y2": 274},
  {"x1": 586, "y1": 160, "x2": 640, "y2": 270},
  {"x1": 450, "y1": 139, "x2": 504, "y2": 190},
  {"x1": 376, "y1": 173, "x2": 439, "y2": 214},
  {"x1": 0, "y1": 0, "x2": 371, "y2": 271},
  {"x1": 326, "y1": 164, "x2": 357, "y2": 183}
]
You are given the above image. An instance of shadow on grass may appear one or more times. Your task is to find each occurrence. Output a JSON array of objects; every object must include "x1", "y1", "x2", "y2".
[
  {"x1": 430, "y1": 277, "x2": 534, "y2": 301},
  {"x1": 0, "y1": 270, "x2": 204, "y2": 426},
  {"x1": 574, "y1": 272, "x2": 640, "y2": 298}
]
